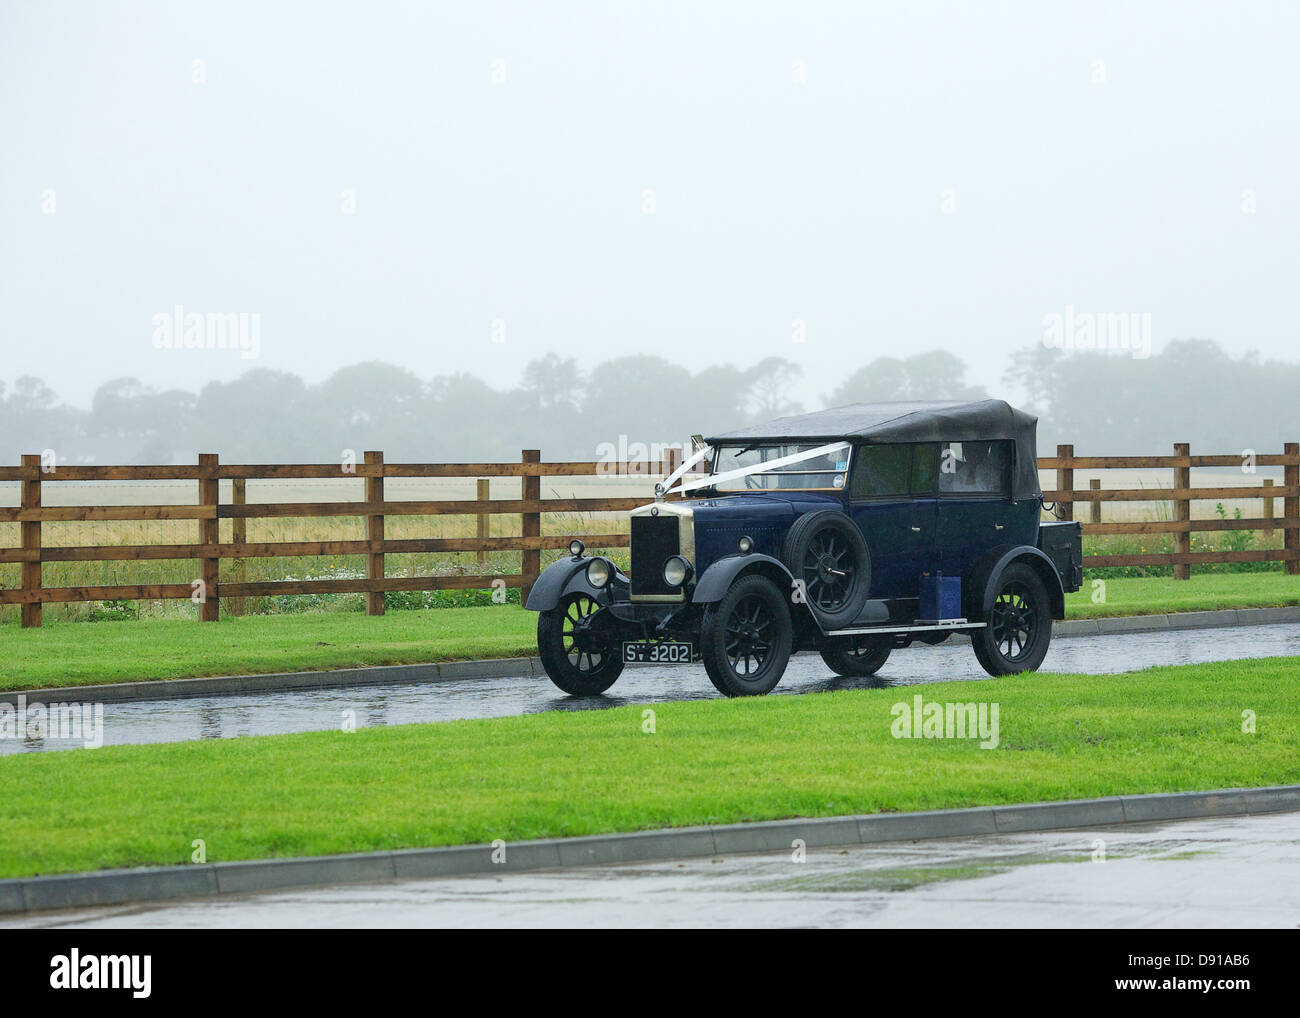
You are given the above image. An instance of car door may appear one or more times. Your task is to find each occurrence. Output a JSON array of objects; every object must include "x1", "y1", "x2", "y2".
[
  {"x1": 936, "y1": 440, "x2": 1019, "y2": 580},
  {"x1": 848, "y1": 443, "x2": 938, "y2": 599}
]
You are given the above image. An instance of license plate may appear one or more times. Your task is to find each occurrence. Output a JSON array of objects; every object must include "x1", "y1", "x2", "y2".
[{"x1": 622, "y1": 641, "x2": 693, "y2": 663}]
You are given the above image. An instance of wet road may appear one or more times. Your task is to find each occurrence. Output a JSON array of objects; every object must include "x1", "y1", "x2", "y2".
[
  {"x1": 7, "y1": 623, "x2": 1300, "y2": 754},
  {"x1": 7, "y1": 810, "x2": 1297, "y2": 928}
]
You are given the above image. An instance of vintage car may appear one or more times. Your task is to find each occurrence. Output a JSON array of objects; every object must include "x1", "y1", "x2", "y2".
[{"x1": 525, "y1": 400, "x2": 1082, "y2": 697}]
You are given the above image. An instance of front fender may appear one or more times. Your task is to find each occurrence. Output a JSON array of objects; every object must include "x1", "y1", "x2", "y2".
[
  {"x1": 964, "y1": 544, "x2": 1066, "y2": 621},
  {"x1": 525, "y1": 556, "x2": 628, "y2": 611},
  {"x1": 691, "y1": 553, "x2": 795, "y2": 604}
]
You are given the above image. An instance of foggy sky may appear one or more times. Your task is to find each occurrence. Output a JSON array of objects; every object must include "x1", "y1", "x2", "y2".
[{"x1": 2, "y1": 0, "x2": 1297, "y2": 410}]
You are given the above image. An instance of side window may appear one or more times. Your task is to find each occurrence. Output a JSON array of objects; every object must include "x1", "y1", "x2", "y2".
[
  {"x1": 910, "y1": 443, "x2": 939, "y2": 494},
  {"x1": 850, "y1": 444, "x2": 911, "y2": 499},
  {"x1": 939, "y1": 440, "x2": 1012, "y2": 496}
]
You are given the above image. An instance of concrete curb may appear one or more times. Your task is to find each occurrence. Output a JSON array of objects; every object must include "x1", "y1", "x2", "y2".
[
  {"x1": 4, "y1": 605, "x2": 1298, "y2": 706},
  {"x1": 3, "y1": 784, "x2": 1298, "y2": 916}
]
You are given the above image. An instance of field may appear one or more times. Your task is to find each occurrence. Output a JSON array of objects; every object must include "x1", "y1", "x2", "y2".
[{"x1": 0, "y1": 656, "x2": 1295, "y2": 879}]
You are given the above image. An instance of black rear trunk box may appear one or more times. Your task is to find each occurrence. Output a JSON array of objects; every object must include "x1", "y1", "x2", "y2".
[{"x1": 1037, "y1": 520, "x2": 1082, "y2": 592}]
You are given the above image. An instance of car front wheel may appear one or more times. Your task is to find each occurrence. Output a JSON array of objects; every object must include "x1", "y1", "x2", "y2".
[
  {"x1": 700, "y1": 574, "x2": 794, "y2": 697},
  {"x1": 972, "y1": 563, "x2": 1052, "y2": 676},
  {"x1": 537, "y1": 592, "x2": 625, "y2": 695}
]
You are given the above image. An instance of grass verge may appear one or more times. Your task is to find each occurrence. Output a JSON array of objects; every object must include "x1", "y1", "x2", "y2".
[
  {"x1": 2, "y1": 574, "x2": 1298, "y2": 692},
  {"x1": 1062, "y1": 573, "x2": 1300, "y2": 617},
  {"x1": 0, "y1": 608, "x2": 537, "y2": 691},
  {"x1": 0, "y1": 657, "x2": 1296, "y2": 879}
]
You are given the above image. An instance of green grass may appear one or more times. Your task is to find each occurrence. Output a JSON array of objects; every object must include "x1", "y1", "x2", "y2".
[
  {"x1": 3, "y1": 574, "x2": 1299, "y2": 692},
  {"x1": 1, "y1": 657, "x2": 1295, "y2": 879},
  {"x1": 1063, "y1": 573, "x2": 1300, "y2": 617},
  {"x1": 0, "y1": 607, "x2": 537, "y2": 691}
]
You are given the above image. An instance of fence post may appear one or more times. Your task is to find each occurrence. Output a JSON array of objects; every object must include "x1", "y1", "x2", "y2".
[
  {"x1": 1173, "y1": 442, "x2": 1190, "y2": 580},
  {"x1": 1055, "y1": 444, "x2": 1074, "y2": 521},
  {"x1": 365, "y1": 451, "x2": 385, "y2": 615},
  {"x1": 663, "y1": 447, "x2": 682, "y2": 498},
  {"x1": 521, "y1": 450, "x2": 541, "y2": 602},
  {"x1": 1262, "y1": 478, "x2": 1275, "y2": 535},
  {"x1": 20, "y1": 454, "x2": 41, "y2": 628},
  {"x1": 477, "y1": 478, "x2": 490, "y2": 566},
  {"x1": 198, "y1": 453, "x2": 220, "y2": 620},
  {"x1": 1286, "y1": 442, "x2": 1299, "y2": 576},
  {"x1": 229, "y1": 477, "x2": 247, "y2": 616},
  {"x1": 1089, "y1": 478, "x2": 1101, "y2": 524}
]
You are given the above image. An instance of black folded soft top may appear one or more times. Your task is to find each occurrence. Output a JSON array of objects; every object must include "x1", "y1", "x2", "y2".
[{"x1": 706, "y1": 399, "x2": 1041, "y2": 500}]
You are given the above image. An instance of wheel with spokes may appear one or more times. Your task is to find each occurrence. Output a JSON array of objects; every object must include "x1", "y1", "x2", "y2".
[
  {"x1": 537, "y1": 592, "x2": 625, "y2": 695},
  {"x1": 972, "y1": 563, "x2": 1052, "y2": 676},
  {"x1": 781, "y1": 510, "x2": 871, "y2": 629},
  {"x1": 819, "y1": 635, "x2": 891, "y2": 677},
  {"x1": 700, "y1": 574, "x2": 793, "y2": 696}
]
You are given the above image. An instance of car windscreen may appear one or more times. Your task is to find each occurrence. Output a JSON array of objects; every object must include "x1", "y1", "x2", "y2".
[{"x1": 711, "y1": 444, "x2": 850, "y2": 492}]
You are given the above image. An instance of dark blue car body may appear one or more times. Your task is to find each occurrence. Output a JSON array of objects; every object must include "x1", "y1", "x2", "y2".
[{"x1": 527, "y1": 400, "x2": 1083, "y2": 696}]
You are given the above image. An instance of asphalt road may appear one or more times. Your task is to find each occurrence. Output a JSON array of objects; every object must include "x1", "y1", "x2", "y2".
[
  {"x1": 7, "y1": 810, "x2": 1297, "y2": 928},
  {"x1": 7, "y1": 622, "x2": 1300, "y2": 754}
]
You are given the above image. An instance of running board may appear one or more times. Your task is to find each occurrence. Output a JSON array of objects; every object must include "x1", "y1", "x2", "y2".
[{"x1": 824, "y1": 618, "x2": 986, "y2": 637}]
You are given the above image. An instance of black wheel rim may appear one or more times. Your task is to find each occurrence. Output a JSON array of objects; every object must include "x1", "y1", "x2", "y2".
[
  {"x1": 562, "y1": 595, "x2": 607, "y2": 672},
  {"x1": 724, "y1": 594, "x2": 775, "y2": 677},
  {"x1": 801, "y1": 530, "x2": 857, "y2": 611},
  {"x1": 989, "y1": 582, "x2": 1038, "y2": 662}
]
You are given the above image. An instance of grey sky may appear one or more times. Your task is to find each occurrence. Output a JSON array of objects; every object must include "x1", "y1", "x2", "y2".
[{"x1": 2, "y1": 0, "x2": 1297, "y2": 409}]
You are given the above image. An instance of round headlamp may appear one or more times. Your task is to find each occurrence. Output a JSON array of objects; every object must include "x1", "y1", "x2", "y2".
[
  {"x1": 662, "y1": 556, "x2": 693, "y2": 587},
  {"x1": 586, "y1": 558, "x2": 612, "y2": 588},
  {"x1": 569, "y1": 539, "x2": 585, "y2": 558},
  {"x1": 738, "y1": 535, "x2": 753, "y2": 553}
]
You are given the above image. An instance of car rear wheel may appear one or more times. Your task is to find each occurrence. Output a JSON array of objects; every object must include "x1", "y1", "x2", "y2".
[
  {"x1": 819, "y1": 635, "x2": 891, "y2": 677},
  {"x1": 781, "y1": 510, "x2": 871, "y2": 629},
  {"x1": 700, "y1": 574, "x2": 793, "y2": 696},
  {"x1": 972, "y1": 563, "x2": 1052, "y2": 676},
  {"x1": 537, "y1": 592, "x2": 625, "y2": 695}
]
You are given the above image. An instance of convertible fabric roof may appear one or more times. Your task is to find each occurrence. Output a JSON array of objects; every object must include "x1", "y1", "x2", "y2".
[{"x1": 706, "y1": 399, "x2": 1041, "y2": 499}]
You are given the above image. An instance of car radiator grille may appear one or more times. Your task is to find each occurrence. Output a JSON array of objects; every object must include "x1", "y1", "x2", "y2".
[{"x1": 631, "y1": 515, "x2": 681, "y2": 597}]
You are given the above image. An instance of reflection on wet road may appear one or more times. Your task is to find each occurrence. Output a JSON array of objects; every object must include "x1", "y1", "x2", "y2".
[
  {"x1": 7, "y1": 623, "x2": 1300, "y2": 754},
  {"x1": 7, "y1": 811, "x2": 1297, "y2": 928}
]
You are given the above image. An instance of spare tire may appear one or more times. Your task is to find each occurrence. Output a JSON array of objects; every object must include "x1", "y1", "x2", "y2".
[{"x1": 781, "y1": 510, "x2": 871, "y2": 629}]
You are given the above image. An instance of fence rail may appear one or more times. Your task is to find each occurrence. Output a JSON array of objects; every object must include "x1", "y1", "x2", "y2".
[{"x1": 1, "y1": 442, "x2": 1297, "y2": 627}]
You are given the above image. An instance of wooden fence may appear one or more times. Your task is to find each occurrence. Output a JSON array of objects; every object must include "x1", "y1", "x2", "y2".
[
  {"x1": 1044, "y1": 443, "x2": 1300, "y2": 579},
  {"x1": 0, "y1": 450, "x2": 681, "y2": 628},
  {"x1": 1, "y1": 442, "x2": 1297, "y2": 627}
]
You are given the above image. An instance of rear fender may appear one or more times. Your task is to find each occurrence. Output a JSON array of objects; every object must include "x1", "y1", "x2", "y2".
[{"x1": 964, "y1": 545, "x2": 1066, "y2": 621}]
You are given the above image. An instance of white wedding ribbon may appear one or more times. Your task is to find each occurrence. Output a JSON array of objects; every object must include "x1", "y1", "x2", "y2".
[
  {"x1": 666, "y1": 441, "x2": 850, "y2": 495},
  {"x1": 657, "y1": 443, "x2": 714, "y2": 494}
]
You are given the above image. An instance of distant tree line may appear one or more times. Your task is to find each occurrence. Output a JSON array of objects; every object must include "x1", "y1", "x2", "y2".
[{"x1": 0, "y1": 340, "x2": 1295, "y2": 464}]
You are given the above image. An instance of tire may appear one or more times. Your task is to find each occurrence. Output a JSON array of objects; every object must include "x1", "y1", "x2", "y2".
[
  {"x1": 972, "y1": 563, "x2": 1052, "y2": 676},
  {"x1": 537, "y1": 592, "x2": 625, "y2": 695},
  {"x1": 818, "y1": 636, "x2": 891, "y2": 677},
  {"x1": 700, "y1": 574, "x2": 793, "y2": 696},
  {"x1": 781, "y1": 510, "x2": 871, "y2": 629}
]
